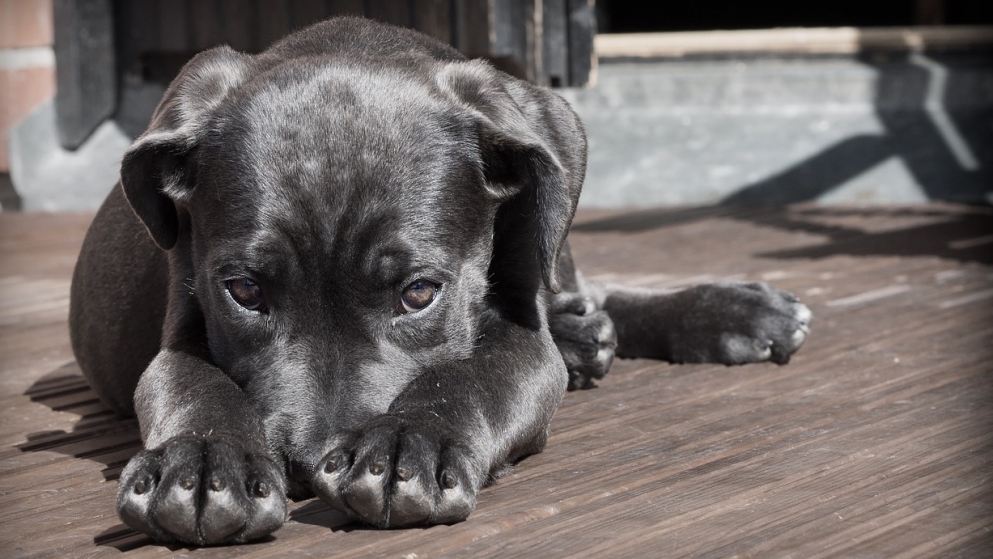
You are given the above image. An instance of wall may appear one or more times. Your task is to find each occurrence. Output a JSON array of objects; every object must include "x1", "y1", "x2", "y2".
[
  {"x1": 561, "y1": 52, "x2": 993, "y2": 207},
  {"x1": 0, "y1": 0, "x2": 55, "y2": 172}
]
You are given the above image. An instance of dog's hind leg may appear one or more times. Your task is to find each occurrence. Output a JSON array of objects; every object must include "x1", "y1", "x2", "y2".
[
  {"x1": 548, "y1": 241, "x2": 811, "y2": 387},
  {"x1": 583, "y1": 279, "x2": 812, "y2": 366},
  {"x1": 70, "y1": 184, "x2": 169, "y2": 416}
]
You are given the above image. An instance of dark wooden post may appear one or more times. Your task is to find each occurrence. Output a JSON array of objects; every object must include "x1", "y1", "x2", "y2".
[
  {"x1": 543, "y1": 0, "x2": 570, "y2": 87},
  {"x1": 566, "y1": 0, "x2": 595, "y2": 87},
  {"x1": 490, "y1": 0, "x2": 596, "y2": 87},
  {"x1": 412, "y1": 0, "x2": 453, "y2": 44},
  {"x1": 490, "y1": 0, "x2": 534, "y2": 80},
  {"x1": 453, "y1": 0, "x2": 491, "y2": 58},
  {"x1": 53, "y1": 0, "x2": 116, "y2": 149}
]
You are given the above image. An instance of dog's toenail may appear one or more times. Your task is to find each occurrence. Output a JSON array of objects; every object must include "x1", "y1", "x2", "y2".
[
  {"x1": 396, "y1": 466, "x2": 411, "y2": 481},
  {"x1": 255, "y1": 481, "x2": 270, "y2": 498},
  {"x1": 441, "y1": 471, "x2": 457, "y2": 489},
  {"x1": 580, "y1": 298, "x2": 595, "y2": 315},
  {"x1": 210, "y1": 477, "x2": 224, "y2": 491},
  {"x1": 134, "y1": 479, "x2": 147, "y2": 495},
  {"x1": 180, "y1": 476, "x2": 196, "y2": 490},
  {"x1": 369, "y1": 461, "x2": 385, "y2": 476}
]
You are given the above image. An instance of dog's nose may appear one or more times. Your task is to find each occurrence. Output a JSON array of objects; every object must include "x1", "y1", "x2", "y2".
[
  {"x1": 288, "y1": 458, "x2": 319, "y2": 483},
  {"x1": 286, "y1": 457, "x2": 322, "y2": 499}
]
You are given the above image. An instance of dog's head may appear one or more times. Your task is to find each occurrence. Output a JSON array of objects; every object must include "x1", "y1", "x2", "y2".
[{"x1": 120, "y1": 43, "x2": 585, "y2": 485}]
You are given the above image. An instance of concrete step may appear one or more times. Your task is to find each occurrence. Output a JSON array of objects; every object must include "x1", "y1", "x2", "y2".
[{"x1": 560, "y1": 52, "x2": 993, "y2": 207}]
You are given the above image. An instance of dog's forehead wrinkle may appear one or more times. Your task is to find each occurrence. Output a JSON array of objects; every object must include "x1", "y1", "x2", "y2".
[
  {"x1": 234, "y1": 122, "x2": 462, "y2": 221},
  {"x1": 258, "y1": 177, "x2": 465, "y2": 272},
  {"x1": 200, "y1": 68, "x2": 492, "y2": 257},
  {"x1": 231, "y1": 65, "x2": 464, "y2": 170},
  {"x1": 239, "y1": 61, "x2": 444, "y2": 135}
]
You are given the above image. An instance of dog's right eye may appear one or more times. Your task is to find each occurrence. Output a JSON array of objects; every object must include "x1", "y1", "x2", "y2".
[
  {"x1": 400, "y1": 279, "x2": 439, "y2": 313},
  {"x1": 226, "y1": 278, "x2": 267, "y2": 312}
]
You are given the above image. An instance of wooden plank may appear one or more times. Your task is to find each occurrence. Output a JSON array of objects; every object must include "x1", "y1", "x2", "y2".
[
  {"x1": 542, "y1": 0, "x2": 569, "y2": 87},
  {"x1": 220, "y1": 0, "x2": 257, "y2": 51},
  {"x1": 490, "y1": 0, "x2": 530, "y2": 79},
  {"x1": 256, "y1": 0, "x2": 292, "y2": 49},
  {"x1": 366, "y1": 0, "x2": 409, "y2": 27},
  {"x1": 157, "y1": 0, "x2": 189, "y2": 52},
  {"x1": 411, "y1": 0, "x2": 451, "y2": 45},
  {"x1": 524, "y1": 0, "x2": 540, "y2": 83},
  {"x1": 453, "y1": 0, "x2": 490, "y2": 57},
  {"x1": 595, "y1": 25, "x2": 993, "y2": 58},
  {"x1": 1, "y1": 205, "x2": 991, "y2": 557},
  {"x1": 327, "y1": 0, "x2": 365, "y2": 17},
  {"x1": 566, "y1": 0, "x2": 595, "y2": 86},
  {"x1": 189, "y1": 0, "x2": 223, "y2": 50},
  {"x1": 289, "y1": 0, "x2": 326, "y2": 29},
  {"x1": 111, "y1": 1, "x2": 138, "y2": 80}
]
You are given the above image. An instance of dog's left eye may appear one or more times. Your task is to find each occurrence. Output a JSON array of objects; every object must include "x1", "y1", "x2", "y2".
[
  {"x1": 400, "y1": 279, "x2": 439, "y2": 313},
  {"x1": 227, "y1": 278, "x2": 267, "y2": 312}
]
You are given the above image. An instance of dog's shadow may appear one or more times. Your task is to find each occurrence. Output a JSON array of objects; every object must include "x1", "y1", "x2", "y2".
[
  {"x1": 18, "y1": 362, "x2": 139, "y2": 483},
  {"x1": 289, "y1": 500, "x2": 355, "y2": 531},
  {"x1": 19, "y1": 363, "x2": 363, "y2": 551},
  {"x1": 17, "y1": 363, "x2": 156, "y2": 550}
]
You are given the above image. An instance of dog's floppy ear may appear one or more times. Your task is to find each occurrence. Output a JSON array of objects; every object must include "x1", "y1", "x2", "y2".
[
  {"x1": 437, "y1": 61, "x2": 587, "y2": 293},
  {"x1": 121, "y1": 46, "x2": 254, "y2": 250}
]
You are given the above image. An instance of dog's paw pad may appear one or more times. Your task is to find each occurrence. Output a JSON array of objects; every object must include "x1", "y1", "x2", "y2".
[
  {"x1": 311, "y1": 418, "x2": 479, "y2": 527},
  {"x1": 549, "y1": 294, "x2": 618, "y2": 390},
  {"x1": 117, "y1": 436, "x2": 286, "y2": 545},
  {"x1": 734, "y1": 288, "x2": 811, "y2": 365},
  {"x1": 670, "y1": 283, "x2": 812, "y2": 366},
  {"x1": 155, "y1": 478, "x2": 202, "y2": 541}
]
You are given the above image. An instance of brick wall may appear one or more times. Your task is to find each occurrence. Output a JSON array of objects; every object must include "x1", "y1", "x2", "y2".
[{"x1": 0, "y1": 0, "x2": 56, "y2": 172}]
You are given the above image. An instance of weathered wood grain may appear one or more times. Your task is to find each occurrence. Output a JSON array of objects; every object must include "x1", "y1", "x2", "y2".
[{"x1": 0, "y1": 205, "x2": 990, "y2": 558}]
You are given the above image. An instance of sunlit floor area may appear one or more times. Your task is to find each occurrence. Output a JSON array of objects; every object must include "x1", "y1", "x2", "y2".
[{"x1": 1, "y1": 204, "x2": 991, "y2": 557}]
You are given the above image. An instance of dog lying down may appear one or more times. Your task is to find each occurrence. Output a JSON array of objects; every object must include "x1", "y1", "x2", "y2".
[{"x1": 69, "y1": 17, "x2": 811, "y2": 545}]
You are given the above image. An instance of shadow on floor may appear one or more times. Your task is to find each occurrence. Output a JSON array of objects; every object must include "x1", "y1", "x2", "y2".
[
  {"x1": 574, "y1": 53, "x2": 993, "y2": 263},
  {"x1": 18, "y1": 363, "x2": 363, "y2": 549},
  {"x1": 749, "y1": 207, "x2": 993, "y2": 263},
  {"x1": 17, "y1": 363, "x2": 151, "y2": 550},
  {"x1": 572, "y1": 205, "x2": 993, "y2": 265},
  {"x1": 92, "y1": 523, "x2": 278, "y2": 552},
  {"x1": 17, "y1": 362, "x2": 140, "y2": 482},
  {"x1": 289, "y1": 500, "x2": 354, "y2": 531}
]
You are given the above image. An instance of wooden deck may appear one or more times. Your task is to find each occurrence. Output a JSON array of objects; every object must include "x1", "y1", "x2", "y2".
[{"x1": 1, "y1": 204, "x2": 991, "y2": 558}]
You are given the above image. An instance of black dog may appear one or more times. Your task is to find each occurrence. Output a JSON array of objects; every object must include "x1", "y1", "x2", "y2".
[{"x1": 69, "y1": 17, "x2": 810, "y2": 545}]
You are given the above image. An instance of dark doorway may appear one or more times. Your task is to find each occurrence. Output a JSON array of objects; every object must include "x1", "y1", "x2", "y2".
[{"x1": 597, "y1": 0, "x2": 993, "y2": 34}]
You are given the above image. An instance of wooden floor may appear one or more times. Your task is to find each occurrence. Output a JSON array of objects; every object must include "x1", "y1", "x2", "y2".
[{"x1": 1, "y1": 204, "x2": 991, "y2": 558}]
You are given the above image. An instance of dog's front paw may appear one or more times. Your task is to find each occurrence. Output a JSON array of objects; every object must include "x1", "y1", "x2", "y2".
[
  {"x1": 549, "y1": 293, "x2": 618, "y2": 390},
  {"x1": 117, "y1": 435, "x2": 286, "y2": 545},
  {"x1": 671, "y1": 282, "x2": 811, "y2": 365},
  {"x1": 310, "y1": 415, "x2": 481, "y2": 527}
]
